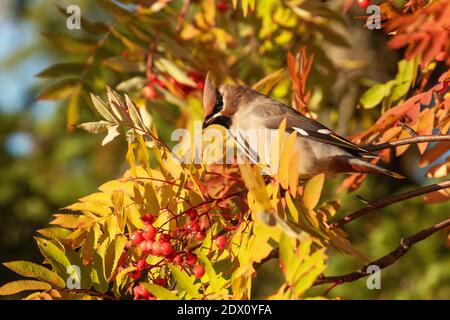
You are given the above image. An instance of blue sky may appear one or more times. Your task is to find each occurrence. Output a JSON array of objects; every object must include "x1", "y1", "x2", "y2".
[{"x1": 0, "y1": 2, "x2": 56, "y2": 156}]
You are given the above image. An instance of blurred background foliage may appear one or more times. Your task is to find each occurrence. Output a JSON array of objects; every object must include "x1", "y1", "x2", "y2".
[{"x1": 0, "y1": 0, "x2": 448, "y2": 299}]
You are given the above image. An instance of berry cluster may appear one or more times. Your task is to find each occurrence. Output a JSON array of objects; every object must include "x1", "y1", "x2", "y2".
[{"x1": 123, "y1": 207, "x2": 228, "y2": 299}]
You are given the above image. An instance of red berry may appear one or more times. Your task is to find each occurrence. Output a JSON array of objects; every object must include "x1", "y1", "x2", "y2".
[
  {"x1": 216, "y1": 235, "x2": 227, "y2": 250},
  {"x1": 131, "y1": 231, "x2": 144, "y2": 245},
  {"x1": 143, "y1": 84, "x2": 158, "y2": 100},
  {"x1": 186, "y1": 208, "x2": 197, "y2": 220},
  {"x1": 216, "y1": 1, "x2": 228, "y2": 13},
  {"x1": 191, "y1": 222, "x2": 200, "y2": 232},
  {"x1": 141, "y1": 214, "x2": 154, "y2": 225},
  {"x1": 130, "y1": 269, "x2": 142, "y2": 280},
  {"x1": 133, "y1": 283, "x2": 149, "y2": 298},
  {"x1": 357, "y1": 0, "x2": 370, "y2": 9},
  {"x1": 148, "y1": 73, "x2": 157, "y2": 82},
  {"x1": 154, "y1": 278, "x2": 167, "y2": 287},
  {"x1": 159, "y1": 233, "x2": 171, "y2": 242},
  {"x1": 137, "y1": 259, "x2": 148, "y2": 270},
  {"x1": 185, "y1": 253, "x2": 198, "y2": 266},
  {"x1": 193, "y1": 264, "x2": 205, "y2": 279},
  {"x1": 142, "y1": 224, "x2": 156, "y2": 241},
  {"x1": 160, "y1": 242, "x2": 173, "y2": 256},
  {"x1": 164, "y1": 251, "x2": 176, "y2": 262},
  {"x1": 151, "y1": 241, "x2": 162, "y2": 256},
  {"x1": 216, "y1": 236, "x2": 227, "y2": 250},
  {"x1": 195, "y1": 232, "x2": 205, "y2": 241},
  {"x1": 139, "y1": 240, "x2": 153, "y2": 254},
  {"x1": 173, "y1": 255, "x2": 183, "y2": 265}
]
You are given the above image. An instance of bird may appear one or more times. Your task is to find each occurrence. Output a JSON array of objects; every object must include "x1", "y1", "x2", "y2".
[{"x1": 201, "y1": 73, "x2": 404, "y2": 180}]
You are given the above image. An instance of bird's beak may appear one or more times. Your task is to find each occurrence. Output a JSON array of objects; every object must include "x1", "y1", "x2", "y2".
[{"x1": 202, "y1": 112, "x2": 222, "y2": 129}]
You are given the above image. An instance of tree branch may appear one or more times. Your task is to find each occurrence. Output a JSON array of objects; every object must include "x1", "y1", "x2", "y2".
[
  {"x1": 332, "y1": 180, "x2": 450, "y2": 229},
  {"x1": 363, "y1": 134, "x2": 450, "y2": 152},
  {"x1": 253, "y1": 248, "x2": 279, "y2": 270},
  {"x1": 314, "y1": 217, "x2": 450, "y2": 286}
]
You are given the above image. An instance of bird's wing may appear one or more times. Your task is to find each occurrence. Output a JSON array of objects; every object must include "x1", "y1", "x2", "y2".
[{"x1": 256, "y1": 100, "x2": 379, "y2": 158}]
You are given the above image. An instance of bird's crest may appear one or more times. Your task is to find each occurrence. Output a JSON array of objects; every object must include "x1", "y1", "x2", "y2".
[{"x1": 203, "y1": 72, "x2": 217, "y2": 117}]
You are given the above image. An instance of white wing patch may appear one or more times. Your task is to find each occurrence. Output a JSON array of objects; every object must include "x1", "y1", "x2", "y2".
[
  {"x1": 317, "y1": 129, "x2": 332, "y2": 134},
  {"x1": 293, "y1": 127, "x2": 309, "y2": 136}
]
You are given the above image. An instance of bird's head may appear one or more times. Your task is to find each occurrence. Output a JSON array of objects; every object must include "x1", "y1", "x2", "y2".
[{"x1": 202, "y1": 73, "x2": 256, "y2": 129}]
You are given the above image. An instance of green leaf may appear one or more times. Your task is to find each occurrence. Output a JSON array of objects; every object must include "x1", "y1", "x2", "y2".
[
  {"x1": 56, "y1": 5, "x2": 109, "y2": 35},
  {"x1": 125, "y1": 94, "x2": 146, "y2": 130},
  {"x1": 360, "y1": 81, "x2": 395, "y2": 109},
  {"x1": 89, "y1": 94, "x2": 116, "y2": 122},
  {"x1": 114, "y1": 266, "x2": 135, "y2": 293},
  {"x1": 67, "y1": 83, "x2": 82, "y2": 130},
  {"x1": 143, "y1": 283, "x2": 180, "y2": 300},
  {"x1": 3, "y1": 261, "x2": 65, "y2": 288},
  {"x1": 144, "y1": 182, "x2": 160, "y2": 214},
  {"x1": 35, "y1": 237, "x2": 72, "y2": 281},
  {"x1": 79, "y1": 121, "x2": 115, "y2": 134},
  {"x1": 292, "y1": 249, "x2": 326, "y2": 296},
  {"x1": 103, "y1": 56, "x2": 145, "y2": 73},
  {"x1": 279, "y1": 233, "x2": 296, "y2": 283},
  {"x1": 65, "y1": 246, "x2": 93, "y2": 290},
  {"x1": 38, "y1": 78, "x2": 81, "y2": 101},
  {"x1": 98, "y1": 0, "x2": 135, "y2": 23},
  {"x1": 0, "y1": 280, "x2": 52, "y2": 296},
  {"x1": 196, "y1": 251, "x2": 228, "y2": 292},
  {"x1": 36, "y1": 63, "x2": 85, "y2": 78},
  {"x1": 105, "y1": 235, "x2": 127, "y2": 280},
  {"x1": 391, "y1": 58, "x2": 419, "y2": 102},
  {"x1": 92, "y1": 238, "x2": 109, "y2": 294},
  {"x1": 43, "y1": 32, "x2": 96, "y2": 53},
  {"x1": 169, "y1": 265, "x2": 201, "y2": 298},
  {"x1": 37, "y1": 227, "x2": 72, "y2": 240}
]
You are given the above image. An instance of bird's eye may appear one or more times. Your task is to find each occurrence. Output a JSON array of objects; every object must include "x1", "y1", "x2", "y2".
[{"x1": 213, "y1": 90, "x2": 223, "y2": 114}]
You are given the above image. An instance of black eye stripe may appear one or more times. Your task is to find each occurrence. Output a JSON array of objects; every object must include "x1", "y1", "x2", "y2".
[
  {"x1": 208, "y1": 115, "x2": 231, "y2": 129},
  {"x1": 213, "y1": 90, "x2": 223, "y2": 114},
  {"x1": 204, "y1": 90, "x2": 224, "y2": 123}
]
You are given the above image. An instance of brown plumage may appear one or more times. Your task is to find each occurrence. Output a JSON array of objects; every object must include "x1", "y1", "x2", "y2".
[{"x1": 202, "y1": 73, "x2": 404, "y2": 179}]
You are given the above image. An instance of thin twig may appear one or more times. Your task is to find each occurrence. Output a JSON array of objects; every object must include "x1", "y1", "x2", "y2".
[
  {"x1": 332, "y1": 180, "x2": 450, "y2": 228},
  {"x1": 364, "y1": 134, "x2": 450, "y2": 152},
  {"x1": 253, "y1": 248, "x2": 279, "y2": 270},
  {"x1": 314, "y1": 217, "x2": 450, "y2": 286}
]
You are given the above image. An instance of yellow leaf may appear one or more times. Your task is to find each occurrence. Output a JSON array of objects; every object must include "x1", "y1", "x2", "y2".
[
  {"x1": 278, "y1": 131, "x2": 297, "y2": 189},
  {"x1": 288, "y1": 150, "x2": 301, "y2": 195},
  {"x1": 50, "y1": 214, "x2": 94, "y2": 229},
  {"x1": 202, "y1": 0, "x2": 216, "y2": 26},
  {"x1": 239, "y1": 164, "x2": 272, "y2": 212},
  {"x1": 64, "y1": 202, "x2": 111, "y2": 217},
  {"x1": 303, "y1": 174, "x2": 325, "y2": 209},
  {"x1": 252, "y1": 69, "x2": 286, "y2": 95}
]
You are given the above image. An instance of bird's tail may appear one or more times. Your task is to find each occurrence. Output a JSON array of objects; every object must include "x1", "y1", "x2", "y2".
[{"x1": 348, "y1": 158, "x2": 405, "y2": 179}]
